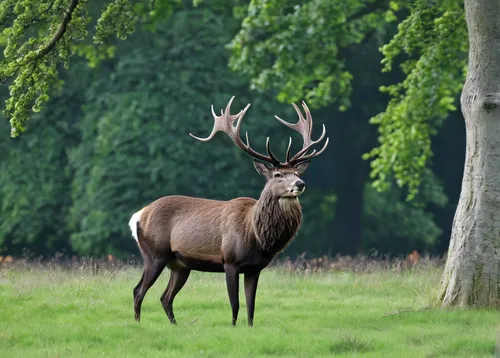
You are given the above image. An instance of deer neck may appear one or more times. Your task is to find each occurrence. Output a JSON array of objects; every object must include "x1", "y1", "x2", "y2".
[{"x1": 251, "y1": 188, "x2": 302, "y2": 254}]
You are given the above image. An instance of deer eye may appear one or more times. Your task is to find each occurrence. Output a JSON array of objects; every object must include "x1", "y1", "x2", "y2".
[{"x1": 273, "y1": 172, "x2": 283, "y2": 178}]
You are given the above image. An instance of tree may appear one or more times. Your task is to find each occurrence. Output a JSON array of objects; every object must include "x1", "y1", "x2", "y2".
[
  {"x1": 65, "y1": 5, "x2": 336, "y2": 257},
  {"x1": 230, "y1": 0, "x2": 500, "y2": 306},
  {"x1": 0, "y1": 61, "x2": 87, "y2": 256},
  {"x1": 228, "y1": 0, "x2": 452, "y2": 254},
  {"x1": 438, "y1": 0, "x2": 500, "y2": 307},
  {"x1": 1, "y1": 0, "x2": 453, "y2": 258},
  {"x1": 5, "y1": 1, "x2": 495, "y2": 306},
  {"x1": 0, "y1": 1, "x2": 340, "y2": 258},
  {"x1": 0, "y1": 0, "x2": 182, "y2": 137}
]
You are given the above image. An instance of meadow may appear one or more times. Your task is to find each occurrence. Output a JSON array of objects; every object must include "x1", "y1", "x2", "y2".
[{"x1": 0, "y1": 258, "x2": 498, "y2": 357}]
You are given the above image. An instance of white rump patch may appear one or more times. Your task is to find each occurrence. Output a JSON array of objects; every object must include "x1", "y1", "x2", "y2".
[{"x1": 128, "y1": 209, "x2": 144, "y2": 243}]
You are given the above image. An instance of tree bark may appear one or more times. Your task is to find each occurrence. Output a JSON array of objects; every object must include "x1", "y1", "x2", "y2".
[{"x1": 438, "y1": 0, "x2": 500, "y2": 307}]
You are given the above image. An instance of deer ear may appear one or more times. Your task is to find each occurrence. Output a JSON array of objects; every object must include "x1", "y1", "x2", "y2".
[
  {"x1": 294, "y1": 161, "x2": 310, "y2": 175},
  {"x1": 253, "y1": 160, "x2": 272, "y2": 176}
]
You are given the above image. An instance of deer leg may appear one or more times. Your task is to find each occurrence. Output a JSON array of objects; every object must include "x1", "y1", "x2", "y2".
[
  {"x1": 224, "y1": 264, "x2": 239, "y2": 326},
  {"x1": 133, "y1": 272, "x2": 144, "y2": 296},
  {"x1": 133, "y1": 258, "x2": 167, "y2": 322},
  {"x1": 160, "y1": 268, "x2": 191, "y2": 324},
  {"x1": 244, "y1": 271, "x2": 260, "y2": 327}
]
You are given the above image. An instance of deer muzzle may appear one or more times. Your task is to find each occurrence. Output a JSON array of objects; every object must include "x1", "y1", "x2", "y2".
[{"x1": 290, "y1": 180, "x2": 306, "y2": 195}]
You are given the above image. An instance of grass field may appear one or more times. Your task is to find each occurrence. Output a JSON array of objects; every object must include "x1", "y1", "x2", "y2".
[{"x1": 0, "y1": 260, "x2": 498, "y2": 357}]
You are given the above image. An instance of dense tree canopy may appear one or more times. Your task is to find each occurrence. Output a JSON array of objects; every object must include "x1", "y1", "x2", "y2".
[
  {"x1": 1, "y1": 0, "x2": 467, "y2": 197},
  {"x1": 0, "y1": 0, "x2": 468, "y2": 260},
  {"x1": 228, "y1": 0, "x2": 467, "y2": 199}
]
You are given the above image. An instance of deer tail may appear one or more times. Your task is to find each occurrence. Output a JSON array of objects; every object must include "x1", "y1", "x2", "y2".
[{"x1": 128, "y1": 209, "x2": 144, "y2": 243}]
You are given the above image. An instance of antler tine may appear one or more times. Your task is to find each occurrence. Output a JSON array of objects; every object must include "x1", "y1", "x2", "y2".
[
  {"x1": 190, "y1": 96, "x2": 280, "y2": 166},
  {"x1": 291, "y1": 137, "x2": 330, "y2": 165},
  {"x1": 285, "y1": 137, "x2": 293, "y2": 162},
  {"x1": 274, "y1": 100, "x2": 329, "y2": 165},
  {"x1": 224, "y1": 95, "x2": 243, "y2": 122},
  {"x1": 189, "y1": 103, "x2": 222, "y2": 142},
  {"x1": 190, "y1": 96, "x2": 243, "y2": 141},
  {"x1": 290, "y1": 123, "x2": 327, "y2": 161},
  {"x1": 275, "y1": 104, "x2": 311, "y2": 141},
  {"x1": 301, "y1": 101, "x2": 314, "y2": 135},
  {"x1": 265, "y1": 137, "x2": 280, "y2": 164},
  {"x1": 275, "y1": 102, "x2": 314, "y2": 147},
  {"x1": 241, "y1": 130, "x2": 280, "y2": 165},
  {"x1": 234, "y1": 109, "x2": 279, "y2": 165}
]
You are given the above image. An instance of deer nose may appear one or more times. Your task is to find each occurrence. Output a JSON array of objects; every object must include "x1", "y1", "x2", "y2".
[{"x1": 294, "y1": 180, "x2": 306, "y2": 190}]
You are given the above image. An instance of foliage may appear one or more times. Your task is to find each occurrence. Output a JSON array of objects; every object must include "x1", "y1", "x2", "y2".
[
  {"x1": 0, "y1": 62, "x2": 87, "y2": 256},
  {"x1": 0, "y1": 0, "x2": 467, "y2": 258},
  {"x1": 0, "y1": 0, "x2": 89, "y2": 137},
  {"x1": 364, "y1": 0, "x2": 467, "y2": 199},
  {"x1": 67, "y1": 7, "x2": 305, "y2": 256},
  {"x1": 0, "y1": 2, "x2": 339, "y2": 258},
  {"x1": 228, "y1": 0, "x2": 468, "y2": 200},
  {"x1": 362, "y1": 168, "x2": 447, "y2": 254},
  {"x1": 289, "y1": 189, "x2": 337, "y2": 254},
  {"x1": 228, "y1": 0, "x2": 396, "y2": 110},
  {"x1": 0, "y1": 0, "x2": 187, "y2": 137},
  {"x1": 1, "y1": 264, "x2": 498, "y2": 356}
]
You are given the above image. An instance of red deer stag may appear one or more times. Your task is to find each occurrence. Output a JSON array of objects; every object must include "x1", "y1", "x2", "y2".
[{"x1": 129, "y1": 96, "x2": 329, "y2": 326}]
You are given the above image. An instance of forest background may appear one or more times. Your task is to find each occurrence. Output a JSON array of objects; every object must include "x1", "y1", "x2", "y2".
[{"x1": 0, "y1": 0, "x2": 465, "y2": 260}]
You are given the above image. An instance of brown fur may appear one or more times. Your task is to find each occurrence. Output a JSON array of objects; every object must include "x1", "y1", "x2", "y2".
[
  {"x1": 137, "y1": 176, "x2": 303, "y2": 269},
  {"x1": 253, "y1": 192, "x2": 302, "y2": 253},
  {"x1": 131, "y1": 165, "x2": 307, "y2": 326},
  {"x1": 131, "y1": 96, "x2": 328, "y2": 326}
]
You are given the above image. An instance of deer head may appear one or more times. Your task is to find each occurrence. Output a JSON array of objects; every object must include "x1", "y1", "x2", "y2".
[{"x1": 189, "y1": 96, "x2": 329, "y2": 199}]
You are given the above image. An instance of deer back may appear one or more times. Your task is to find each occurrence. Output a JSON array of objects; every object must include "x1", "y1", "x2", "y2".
[{"x1": 138, "y1": 195, "x2": 258, "y2": 261}]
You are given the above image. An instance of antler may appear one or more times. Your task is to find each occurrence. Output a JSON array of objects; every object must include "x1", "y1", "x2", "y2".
[
  {"x1": 190, "y1": 96, "x2": 280, "y2": 166},
  {"x1": 275, "y1": 101, "x2": 329, "y2": 165}
]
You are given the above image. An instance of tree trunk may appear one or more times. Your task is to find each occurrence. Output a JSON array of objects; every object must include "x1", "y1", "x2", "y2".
[{"x1": 438, "y1": 0, "x2": 500, "y2": 307}]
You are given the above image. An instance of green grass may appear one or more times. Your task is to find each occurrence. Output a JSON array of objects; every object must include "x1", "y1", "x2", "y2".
[{"x1": 0, "y1": 264, "x2": 498, "y2": 357}]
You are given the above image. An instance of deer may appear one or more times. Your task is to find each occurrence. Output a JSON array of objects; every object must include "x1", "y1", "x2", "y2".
[{"x1": 129, "y1": 96, "x2": 329, "y2": 326}]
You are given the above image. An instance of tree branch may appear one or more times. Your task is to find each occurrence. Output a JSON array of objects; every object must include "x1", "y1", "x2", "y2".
[{"x1": 37, "y1": 0, "x2": 79, "y2": 58}]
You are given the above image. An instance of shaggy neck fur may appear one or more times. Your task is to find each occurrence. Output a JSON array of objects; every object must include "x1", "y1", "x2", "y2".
[{"x1": 252, "y1": 187, "x2": 302, "y2": 254}]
